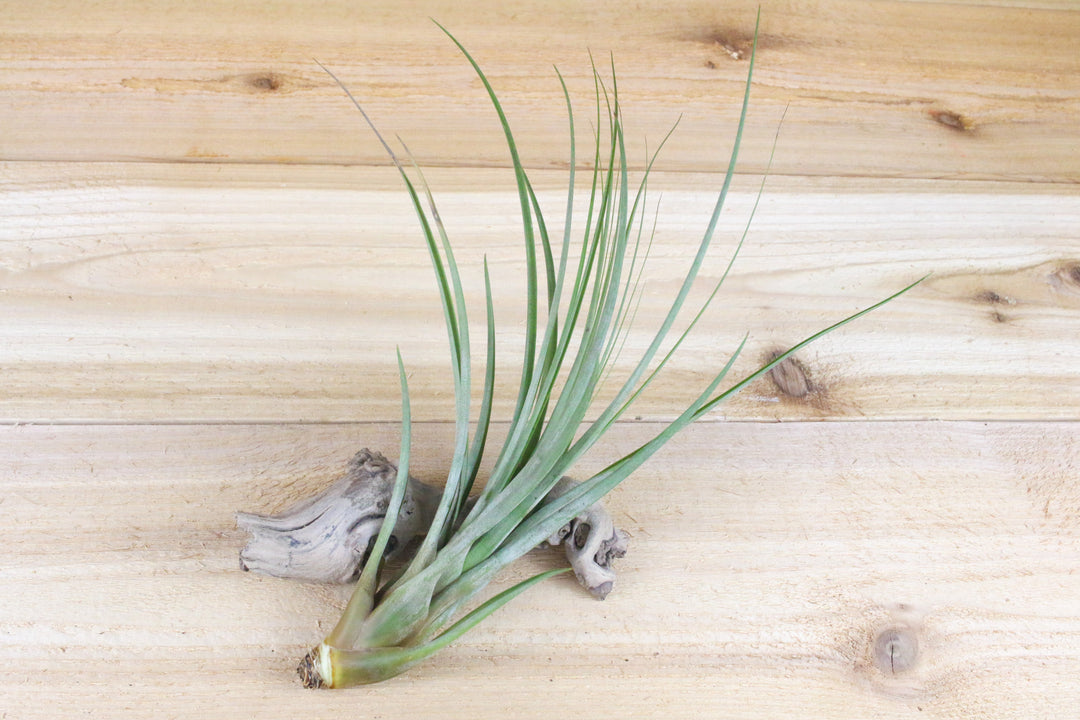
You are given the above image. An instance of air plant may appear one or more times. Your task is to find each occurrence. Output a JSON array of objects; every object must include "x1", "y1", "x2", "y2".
[{"x1": 246, "y1": 19, "x2": 921, "y2": 688}]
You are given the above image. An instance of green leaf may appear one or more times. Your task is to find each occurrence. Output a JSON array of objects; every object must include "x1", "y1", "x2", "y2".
[
  {"x1": 320, "y1": 568, "x2": 570, "y2": 686},
  {"x1": 325, "y1": 350, "x2": 414, "y2": 648},
  {"x1": 312, "y1": 10, "x2": 924, "y2": 684}
]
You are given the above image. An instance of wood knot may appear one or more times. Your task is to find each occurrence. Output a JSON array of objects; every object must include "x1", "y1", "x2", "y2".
[
  {"x1": 246, "y1": 72, "x2": 284, "y2": 92},
  {"x1": 874, "y1": 626, "x2": 919, "y2": 675},
  {"x1": 1049, "y1": 261, "x2": 1080, "y2": 296},
  {"x1": 975, "y1": 289, "x2": 1014, "y2": 306},
  {"x1": 975, "y1": 289, "x2": 1016, "y2": 324},
  {"x1": 1069, "y1": 264, "x2": 1080, "y2": 287},
  {"x1": 767, "y1": 352, "x2": 812, "y2": 399},
  {"x1": 705, "y1": 32, "x2": 751, "y2": 60},
  {"x1": 929, "y1": 109, "x2": 974, "y2": 132},
  {"x1": 846, "y1": 604, "x2": 932, "y2": 699},
  {"x1": 682, "y1": 27, "x2": 763, "y2": 62}
]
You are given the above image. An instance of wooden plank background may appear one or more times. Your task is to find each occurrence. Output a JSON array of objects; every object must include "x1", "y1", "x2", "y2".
[{"x1": 2, "y1": 1, "x2": 1079, "y2": 717}]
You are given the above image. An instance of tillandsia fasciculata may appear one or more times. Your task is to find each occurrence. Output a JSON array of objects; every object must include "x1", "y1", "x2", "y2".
[{"x1": 240, "y1": 17, "x2": 923, "y2": 688}]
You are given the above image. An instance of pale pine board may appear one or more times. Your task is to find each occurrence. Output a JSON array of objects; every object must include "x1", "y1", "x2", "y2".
[
  {"x1": 1, "y1": 0, "x2": 1078, "y2": 182},
  {"x1": 2, "y1": 421, "x2": 1079, "y2": 719},
  {"x1": 3, "y1": 0, "x2": 1080, "y2": 716},
  {"x1": 2, "y1": 164, "x2": 1078, "y2": 423}
]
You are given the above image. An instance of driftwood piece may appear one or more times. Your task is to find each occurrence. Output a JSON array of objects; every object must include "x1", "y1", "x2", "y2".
[
  {"x1": 544, "y1": 477, "x2": 630, "y2": 600},
  {"x1": 237, "y1": 449, "x2": 440, "y2": 584},
  {"x1": 237, "y1": 451, "x2": 628, "y2": 597}
]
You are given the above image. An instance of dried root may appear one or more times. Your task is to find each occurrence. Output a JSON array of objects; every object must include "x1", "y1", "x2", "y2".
[
  {"x1": 237, "y1": 452, "x2": 628, "y2": 597},
  {"x1": 296, "y1": 648, "x2": 324, "y2": 689}
]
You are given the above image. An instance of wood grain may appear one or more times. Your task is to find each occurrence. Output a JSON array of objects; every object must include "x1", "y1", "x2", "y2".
[
  {"x1": 2, "y1": 1, "x2": 1078, "y2": 181},
  {"x1": 3, "y1": 421, "x2": 1079, "y2": 719},
  {"x1": 2, "y1": 163, "x2": 1079, "y2": 422},
  {"x1": 3, "y1": 0, "x2": 1079, "y2": 716}
]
